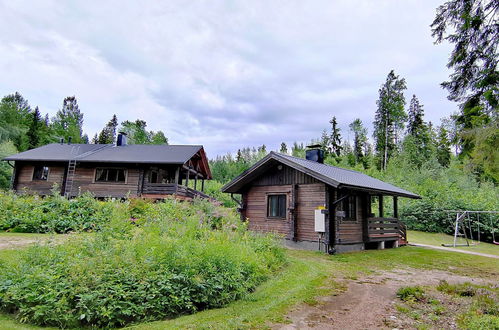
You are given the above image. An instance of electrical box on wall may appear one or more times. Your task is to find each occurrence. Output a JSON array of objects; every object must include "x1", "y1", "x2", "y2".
[{"x1": 314, "y1": 208, "x2": 326, "y2": 232}]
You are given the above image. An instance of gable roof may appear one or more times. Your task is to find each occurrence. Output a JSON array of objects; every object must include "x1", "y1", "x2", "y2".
[
  {"x1": 3, "y1": 143, "x2": 212, "y2": 179},
  {"x1": 222, "y1": 151, "x2": 420, "y2": 199}
]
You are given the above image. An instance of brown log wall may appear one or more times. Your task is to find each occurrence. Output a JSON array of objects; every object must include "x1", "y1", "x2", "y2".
[
  {"x1": 15, "y1": 164, "x2": 65, "y2": 195},
  {"x1": 68, "y1": 166, "x2": 140, "y2": 198},
  {"x1": 243, "y1": 183, "x2": 326, "y2": 241}
]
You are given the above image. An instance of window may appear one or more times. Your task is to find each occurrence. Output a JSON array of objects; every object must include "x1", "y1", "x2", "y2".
[
  {"x1": 342, "y1": 195, "x2": 357, "y2": 220},
  {"x1": 33, "y1": 166, "x2": 49, "y2": 180},
  {"x1": 95, "y1": 168, "x2": 126, "y2": 183},
  {"x1": 267, "y1": 194, "x2": 287, "y2": 219}
]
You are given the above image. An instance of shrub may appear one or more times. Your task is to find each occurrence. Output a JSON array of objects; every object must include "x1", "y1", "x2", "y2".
[
  {"x1": 397, "y1": 286, "x2": 426, "y2": 302},
  {"x1": 0, "y1": 191, "x2": 114, "y2": 233},
  {"x1": 0, "y1": 198, "x2": 286, "y2": 328}
]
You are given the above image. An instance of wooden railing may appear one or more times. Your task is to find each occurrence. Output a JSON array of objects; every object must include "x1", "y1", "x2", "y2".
[
  {"x1": 142, "y1": 183, "x2": 211, "y2": 200},
  {"x1": 367, "y1": 217, "x2": 401, "y2": 242}
]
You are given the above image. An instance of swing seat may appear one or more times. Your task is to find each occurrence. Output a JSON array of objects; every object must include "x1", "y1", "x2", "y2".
[{"x1": 493, "y1": 241, "x2": 499, "y2": 245}]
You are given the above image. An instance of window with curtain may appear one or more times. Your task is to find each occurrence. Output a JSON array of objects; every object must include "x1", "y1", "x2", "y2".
[
  {"x1": 267, "y1": 194, "x2": 287, "y2": 219},
  {"x1": 95, "y1": 168, "x2": 126, "y2": 183}
]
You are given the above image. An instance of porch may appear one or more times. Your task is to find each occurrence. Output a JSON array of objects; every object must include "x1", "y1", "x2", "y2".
[
  {"x1": 142, "y1": 183, "x2": 211, "y2": 199},
  {"x1": 366, "y1": 195, "x2": 407, "y2": 246}
]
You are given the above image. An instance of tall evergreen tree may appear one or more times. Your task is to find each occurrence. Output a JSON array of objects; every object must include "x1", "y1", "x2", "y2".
[
  {"x1": 51, "y1": 96, "x2": 85, "y2": 143},
  {"x1": 329, "y1": 116, "x2": 342, "y2": 157},
  {"x1": 26, "y1": 107, "x2": 42, "y2": 149},
  {"x1": 0, "y1": 92, "x2": 32, "y2": 151},
  {"x1": 97, "y1": 114, "x2": 118, "y2": 144},
  {"x1": 407, "y1": 95, "x2": 425, "y2": 136},
  {"x1": 349, "y1": 118, "x2": 368, "y2": 166},
  {"x1": 431, "y1": 0, "x2": 498, "y2": 160},
  {"x1": 436, "y1": 125, "x2": 452, "y2": 167},
  {"x1": 373, "y1": 70, "x2": 407, "y2": 170}
]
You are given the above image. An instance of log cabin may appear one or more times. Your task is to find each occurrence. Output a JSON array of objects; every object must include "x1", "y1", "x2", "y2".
[
  {"x1": 222, "y1": 146, "x2": 421, "y2": 253},
  {"x1": 3, "y1": 133, "x2": 212, "y2": 200}
]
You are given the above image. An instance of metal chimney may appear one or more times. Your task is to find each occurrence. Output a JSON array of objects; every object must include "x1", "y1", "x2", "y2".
[
  {"x1": 305, "y1": 144, "x2": 324, "y2": 163},
  {"x1": 116, "y1": 132, "x2": 127, "y2": 146}
]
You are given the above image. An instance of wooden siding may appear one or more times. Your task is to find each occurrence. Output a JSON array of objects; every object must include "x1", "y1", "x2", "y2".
[
  {"x1": 15, "y1": 164, "x2": 65, "y2": 195},
  {"x1": 336, "y1": 192, "x2": 366, "y2": 244},
  {"x1": 243, "y1": 183, "x2": 326, "y2": 242},
  {"x1": 252, "y1": 164, "x2": 320, "y2": 186},
  {"x1": 68, "y1": 166, "x2": 140, "y2": 198}
]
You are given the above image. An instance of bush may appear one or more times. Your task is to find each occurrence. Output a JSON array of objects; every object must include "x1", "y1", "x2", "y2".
[
  {"x1": 0, "y1": 198, "x2": 286, "y2": 328},
  {"x1": 0, "y1": 191, "x2": 114, "y2": 233},
  {"x1": 397, "y1": 286, "x2": 426, "y2": 302}
]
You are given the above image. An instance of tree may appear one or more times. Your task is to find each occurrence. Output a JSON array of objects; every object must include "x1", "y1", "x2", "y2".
[
  {"x1": 0, "y1": 92, "x2": 32, "y2": 151},
  {"x1": 431, "y1": 0, "x2": 498, "y2": 162},
  {"x1": 97, "y1": 114, "x2": 118, "y2": 144},
  {"x1": 407, "y1": 95, "x2": 425, "y2": 136},
  {"x1": 403, "y1": 95, "x2": 432, "y2": 167},
  {"x1": 291, "y1": 142, "x2": 305, "y2": 158},
  {"x1": 150, "y1": 131, "x2": 168, "y2": 144},
  {"x1": 279, "y1": 142, "x2": 288, "y2": 154},
  {"x1": 26, "y1": 107, "x2": 42, "y2": 149},
  {"x1": 431, "y1": 0, "x2": 498, "y2": 115},
  {"x1": 91, "y1": 134, "x2": 98, "y2": 144},
  {"x1": 349, "y1": 118, "x2": 368, "y2": 167},
  {"x1": 329, "y1": 116, "x2": 342, "y2": 157},
  {"x1": 51, "y1": 96, "x2": 85, "y2": 144},
  {"x1": 373, "y1": 70, "x2": 407, "y2": 170},
  {"x1": 436, "y1": 125, "x2": 452, "y2": 167}
]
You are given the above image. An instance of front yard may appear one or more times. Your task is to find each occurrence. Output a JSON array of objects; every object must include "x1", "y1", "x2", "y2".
[{"x1": 0, "y1": 236, "x2": 497, "y2": 329}]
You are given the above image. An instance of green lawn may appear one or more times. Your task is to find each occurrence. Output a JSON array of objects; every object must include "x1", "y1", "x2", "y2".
[
  {"x1": 408, "y1": 230, "x2": 499, "y2": 256},
  {"x1": 1, "y1": 246, "x2": 498, "y2": 330}
]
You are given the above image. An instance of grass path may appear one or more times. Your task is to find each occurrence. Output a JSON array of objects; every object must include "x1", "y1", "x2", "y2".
[{"x1": 408, "y1": 230, "x2": 499, "y2": 256}]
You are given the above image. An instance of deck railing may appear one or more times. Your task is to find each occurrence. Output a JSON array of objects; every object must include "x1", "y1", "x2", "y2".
[
  {"x1": 142, "y1": 183, "x2": 211, "y2": 200},
  {"x1": 367, "y1": 217, "x2": 401, "y2": 241}
]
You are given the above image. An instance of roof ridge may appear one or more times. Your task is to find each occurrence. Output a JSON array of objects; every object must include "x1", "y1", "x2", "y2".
[{"x1": 275, "y1": 152, "x2": 366, "y2": 175}]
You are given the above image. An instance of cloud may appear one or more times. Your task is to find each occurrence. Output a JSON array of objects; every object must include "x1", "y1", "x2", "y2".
[{"x1": 0, "y1": 0, "x2": 455, "y2": 157}]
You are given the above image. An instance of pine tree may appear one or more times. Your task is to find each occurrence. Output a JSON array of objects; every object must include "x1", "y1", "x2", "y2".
[
  {"x1": 329, "y1": 116, "x2": 342, "y2": 157},
  {"x1": 436, "y1": 125, "x2": 452, "y2": 167},
  {"x1": 349, "y1": 118, "x2": 368, "y2": 166},
  {"x1": 26, "y1": 107, "x2": 42, "y2": 149},
  {"x1": 407, "y1": 95, "x2": 425, "y2": 136},
  {"x1": 279, "y1": 142, "x2": 288, "y2": 154},
  {"x1": 97, "y1": 114, "x2": 118, "y2": 144},
  {"x1": 373, "y1": 70, "x2": 407, "y2": 170},
  {"x1": 91, "y1": 133, "x2": 98, "y2": 144},
  {"x1": 52, "y1": 96, "x2": 85, "y2": 143}
]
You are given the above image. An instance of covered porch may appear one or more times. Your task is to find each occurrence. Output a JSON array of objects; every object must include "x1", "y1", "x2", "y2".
[{"x1": 366, "y1": 195, "x2": 407, "y2": 247}]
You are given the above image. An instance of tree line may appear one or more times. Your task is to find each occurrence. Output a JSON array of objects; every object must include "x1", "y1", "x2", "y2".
[{"x1": 0, "y1": 94, "x2": 169, "y2": 188}]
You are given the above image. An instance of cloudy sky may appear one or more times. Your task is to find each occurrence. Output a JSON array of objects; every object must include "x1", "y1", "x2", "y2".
[{"x1": 0, "y1": 0, "x2": 455, "y2": 158}]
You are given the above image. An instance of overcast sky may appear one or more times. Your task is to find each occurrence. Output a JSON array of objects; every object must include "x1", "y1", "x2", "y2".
[{"x1": 0, "y1": 0, "x2": 455, "y2": 158}]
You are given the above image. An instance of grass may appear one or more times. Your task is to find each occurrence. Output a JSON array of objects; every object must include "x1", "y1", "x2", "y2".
[
  {"x1": 0, "y1": 246, "x2": 497, "y2": 329},
  {"x1": 408, "y1": 230, "x2": 499, "y2": 256}
]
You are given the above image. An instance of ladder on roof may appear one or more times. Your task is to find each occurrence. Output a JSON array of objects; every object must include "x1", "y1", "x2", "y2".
[{"x1": 64, "y1": 160, "x2": 77, "y2": 198}]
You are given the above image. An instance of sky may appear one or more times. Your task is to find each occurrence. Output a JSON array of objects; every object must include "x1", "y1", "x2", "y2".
[{"x1": 0, "y1": 0, "x2": 456, "y2": 158}]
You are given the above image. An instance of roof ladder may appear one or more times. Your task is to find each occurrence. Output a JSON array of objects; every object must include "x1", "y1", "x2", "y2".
[{"x1": 64, "y1": 160, "x2": 77, "y2": 198}]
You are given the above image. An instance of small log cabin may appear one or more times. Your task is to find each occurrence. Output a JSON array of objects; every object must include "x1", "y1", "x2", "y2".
[
  {"x1": 222, "y1": 146, "x2": 421, "y2": 253},
  {"x1": 3, "y1": 133, "x2": 212, "y2": 200}
]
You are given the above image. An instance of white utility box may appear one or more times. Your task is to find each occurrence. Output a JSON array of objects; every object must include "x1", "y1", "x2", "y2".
[{"x1": 314, "y1": 209, "x2": 326, "y2": 232}]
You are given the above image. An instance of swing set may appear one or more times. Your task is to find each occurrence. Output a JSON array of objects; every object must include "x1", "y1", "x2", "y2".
[{"x1": 442, "y1": 210, "x2": 499, "y2": 248}]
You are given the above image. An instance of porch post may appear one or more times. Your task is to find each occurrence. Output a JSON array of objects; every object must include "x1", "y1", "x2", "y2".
[
  {"x1": 201, "y1": 179, "x2": 205, "y2": 192},
  {"x1": 194, "y1": 173, "x2": 198, "y2": 191},
  {"x1": 186, "y1": 168, "x2": 189, "y2": 188},
  {"x1": 393, "y1": 196, "x2": 398, "y2": 218},
  {"x1": 378, "y1": 195, "x2": 384, "y2": 218},
  {"x1": 174, "y1": 167, "x2": 180, "y2": 193}
]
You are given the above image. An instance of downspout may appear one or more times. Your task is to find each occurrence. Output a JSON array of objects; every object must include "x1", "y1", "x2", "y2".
[{"x1": 7, "y1": 161, "x2": 16, "y2": 190}]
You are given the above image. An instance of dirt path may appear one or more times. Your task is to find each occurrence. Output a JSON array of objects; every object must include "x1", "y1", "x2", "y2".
[
  {"x1": 276, "y1": 269, "x2": 489, "y2": 329},
  {"x1": 0, "y1": 235, "x2": 65, "y2": 250},
  {"x1": 409, "y1": 243, "x2": 499, "y2": 259}
]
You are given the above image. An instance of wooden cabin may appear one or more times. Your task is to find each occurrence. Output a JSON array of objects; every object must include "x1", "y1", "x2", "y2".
[
  {"x1": 222, "y1": 147, "x2": 420, "y2": 253},
  {"x1": 3, "y1": 133, "x2": 212, "y2": 200}
]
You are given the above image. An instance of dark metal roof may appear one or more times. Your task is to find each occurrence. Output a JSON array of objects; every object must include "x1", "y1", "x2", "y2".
[
  {"x1": 222, "y1": 151, "x2": 421, "y2": 199},
  {"x1": 3, "y1": 143, "x2": 203, "y2": 165}
]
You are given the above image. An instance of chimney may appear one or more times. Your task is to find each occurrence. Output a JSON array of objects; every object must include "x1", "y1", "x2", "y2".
[
  {"x1": 67, "y1": 136, "x2": 72, "y2": 144},
  {"x1": 305, "y1": 144, "x2": 324, "y2": 163},
  {"x1": 59, "y1": 138, "x2": 64, "y2": 144},
  {"x1": 116, "y1": 132, "x2": 127, "y2": 146}
]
